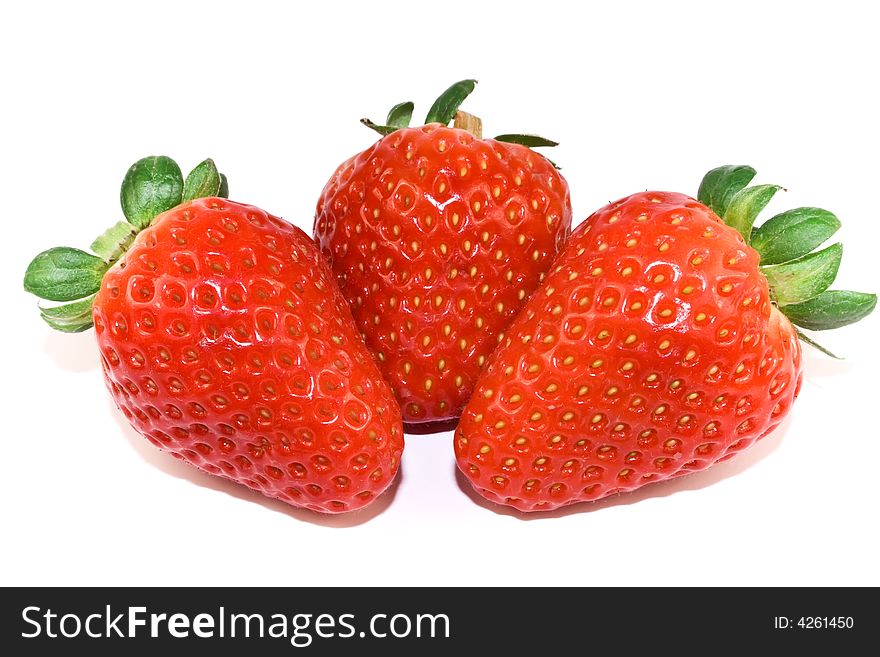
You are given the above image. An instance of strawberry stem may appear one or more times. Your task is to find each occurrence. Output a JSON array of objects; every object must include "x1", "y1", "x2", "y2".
[
  {"x1": 453, "y1": 110, "x2": 483, "y2": 138},
  {"x1": 358, "y1": 79, "x2": 561, "y2": 162}
]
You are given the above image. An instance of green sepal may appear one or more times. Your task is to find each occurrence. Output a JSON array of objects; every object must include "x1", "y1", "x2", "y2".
[
  {"x1": 750, "y1": 207, "x2": 841, "y2": 265},
  {"x1": 782, "y1": 290, "x2": 877, "y2": 331},
  {"x1": 360, "y1": 118, "x2": 398, "y2": 136},
  {"x1": 386, "y1": 102, "x2": 414, "y2": 129},
  {"x1": 697, "y1": 165, "x2": 757, "y2": 217},
  {"x1": 182, "y1": 158, "x2": 222, "y2": 202},
  {"x1": 425, "y1": 79, "x2": 477, "y2": 125},
  {"x1": 761, "y1": 243, "x2": 841, "y2": 305},
  {"x1": 723, "y1": 184, "x2": 783, "y2": 241},
  {"x1": 218, "y1": 174, "x2": 229, "y2": 199},
  {"x1": 494, "y1": 134, "x2": 559, "y2": 148},
  {"x1": 23, "y1": 247, "x2": 108, "y2": 302},
  {"x1": 39, "y1": 295, "x2": 96, "y2": 333},
  {"x1": 120, "y1": 155, "x2": 183, "y2": 229},
  {"x1": 794, "y1": 328, "x2": 842, "y2": 359},
  {"x1": 90, "y1": 221, "x2": 136, "y2": 263}
]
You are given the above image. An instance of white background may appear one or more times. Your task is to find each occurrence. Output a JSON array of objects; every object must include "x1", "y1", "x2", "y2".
[{"x1": 1, "y1": 0, "x2": 878, "y2": 587}]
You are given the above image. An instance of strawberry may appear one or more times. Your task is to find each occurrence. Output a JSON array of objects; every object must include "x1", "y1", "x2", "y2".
[
  {"x1": 455, "y1": 165, "x2": 875, "y2": 511},
  {"x1": 24, "y1": 156, "x2": 403, "y2": 513},
  {"x1": 314, "y1": 80, "x2": 572, "y2": 430}
]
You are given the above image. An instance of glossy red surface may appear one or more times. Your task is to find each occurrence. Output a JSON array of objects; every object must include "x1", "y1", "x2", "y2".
[
  {"x1": 456, "y1": 192, "x2": 803, "y2": 511},
  {"x1": 315, "y1": 125, "x2": 571, "y2": 425},
  {"x1": 93, "y1": 198, "x2": 404, "y2": 513}
]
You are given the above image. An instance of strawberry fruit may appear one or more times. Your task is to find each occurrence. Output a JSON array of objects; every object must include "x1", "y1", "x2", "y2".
[
  {"x1": 455, "y1": 165, "x2": 875, "y2": 511},
  {"x1": 314, "y1": 80, "x2": 572, "y2": 430},
  {"x1": 24, "y1": 157, "x2": 403, "y2": 513}
]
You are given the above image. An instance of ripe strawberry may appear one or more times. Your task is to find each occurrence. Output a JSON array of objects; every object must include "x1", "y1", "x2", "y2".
[
  {"x1": 24, "y1": 156, "x2": 403, "y2": 513},
  {"x1": 314, "y1": 80, "x2": 572, "y2": 430},
  {"x1": 455, "y1": 166, "x2": 875, "y2": 511}
]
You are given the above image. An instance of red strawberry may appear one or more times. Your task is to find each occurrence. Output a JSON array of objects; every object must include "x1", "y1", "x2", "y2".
[
  {"x1": 24, "y1": 156, "x2": 403, "y2": 513},
  {"x1": 455, "y1": 166, "x2": 875, "y2": 511},
  {"x1": 314, "y1": 80, "x2": 571, "y2": 430}
]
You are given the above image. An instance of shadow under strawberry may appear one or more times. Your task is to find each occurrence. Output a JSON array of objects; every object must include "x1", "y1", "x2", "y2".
[{"x1": 109, "y1": 396, "x2": 402, "y2": 529}]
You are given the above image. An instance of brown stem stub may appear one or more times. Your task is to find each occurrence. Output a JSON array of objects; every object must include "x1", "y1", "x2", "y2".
[{"x1": 453, "y1": 111, "x2": 483, "y2": 139}]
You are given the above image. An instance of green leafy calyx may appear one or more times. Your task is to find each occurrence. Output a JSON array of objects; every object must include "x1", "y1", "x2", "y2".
[
  {"x1": 386, "y1": 102, "x2": 414, "y2": 129},
  {"x1": 360, "y1": 79, "x2": 559, "y2": 157},
  {"x1": 750, "y1": 207, "x2": 840, "y2": 265},
  {"x1": 23, "y1": 248, "x2": 107, "y2": 302},
  {"x1": 183, "y1": 158, "x2": 222, "y2": 201},
  {"x1": 699, "y1": 165, "x2": 876, "y2": 356},
  {"x1": 24, "y1": 156, "x2": 228, "y2": 332},
  {"x1": 494, "y1": 134, "x2": 559, "y2": 148},
  {"x1": 121, "y1": 156, "x2": 183, "y2": 229},
  {"x1": 697, "y1": 165, "x2": 756, "y2": 218},
  {"x1": 39, "y1": 295, "x2": 97, "y2": 333}
]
